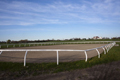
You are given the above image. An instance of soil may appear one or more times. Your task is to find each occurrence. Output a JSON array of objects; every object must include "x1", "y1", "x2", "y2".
[
  {"x1": 19, "y1": 60, "x2": 120, "y2": 80},
  {"x1": 0, "y1": 60, "x2": 120, "y2": 80},
  {"x1": 0, "y1": 44, "x2": 105, "y2": 63},
  {"x1": 0, "y1": 44, "x2": 119, "y2": 80}
]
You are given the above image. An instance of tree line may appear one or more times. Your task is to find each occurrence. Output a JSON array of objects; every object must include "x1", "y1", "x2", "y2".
[{"x1": 0, "y1": 37, "x2": 120, "y2": 44}]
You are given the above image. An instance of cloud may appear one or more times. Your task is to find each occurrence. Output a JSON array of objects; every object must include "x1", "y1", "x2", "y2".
[
  {"x1": 0, "y1": 27, "x2": 59, "y2": 32},
  {"x1": 0, "y1": 0, "x2": 120, "y2": 25}
]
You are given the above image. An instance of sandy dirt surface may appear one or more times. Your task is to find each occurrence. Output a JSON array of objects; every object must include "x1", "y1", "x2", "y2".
[{"x1": 0, "y1": 44, "x2": 106, "y2": 63}]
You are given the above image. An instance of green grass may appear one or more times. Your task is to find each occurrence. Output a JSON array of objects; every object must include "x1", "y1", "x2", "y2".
[{"x1": 0, "y1": 43, "x2": 120, "y2": 77}]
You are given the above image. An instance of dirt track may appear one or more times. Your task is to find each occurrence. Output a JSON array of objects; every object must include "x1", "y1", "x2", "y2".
[{"x1": 0, "y1": 44, "x2": 106, "y2": 63}]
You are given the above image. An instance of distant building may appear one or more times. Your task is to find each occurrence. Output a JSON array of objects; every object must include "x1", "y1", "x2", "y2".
[{"x1": 93, "y1": 36, "x2": 102, "y2": 39}]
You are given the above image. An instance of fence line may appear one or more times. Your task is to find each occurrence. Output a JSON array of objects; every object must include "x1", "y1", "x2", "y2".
[
  {"x1": 0, "y1": 42, "x2": 116, "y2": 66},
  {"x1": 0, "y1": 41, "x2": 118, "y2": 49}
]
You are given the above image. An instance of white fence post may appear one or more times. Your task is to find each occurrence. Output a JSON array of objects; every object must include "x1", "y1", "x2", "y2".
[
  {"x1": 13, "y1": 45, "x2": 15, "y2": 48},
  {"x1": 19, "y1": 44, "x2": 20, "y2": 47},
  {"x1": 24, "y1": 51, "x2": 28, "y2": 67},
  {"x1": 102, "y1": 47, "x2": 106, "y2": 54},
  {"x1": 109, "y1": 44, "x2": 112, "y2": 50},
  {"x1": 108, "y1": 45, "x2": 110, "y2": 51},
  {"x1": 56, "y1": 50, "x2": 59, "y2": 65},
  {"x1": 107, "y1": 45, "x2": 110, "y2": 51},
  {"x1": 84, "y1": 51, "x2": 88, "y2": 62},
  {"x1": 110, "y1": 43, "x2": 114, "y2": 49},
  {"x1": 105, "y1": 46, "x2": 108, "y2": 53},
  {"x1": 96, "y1": 49, "x2": 100, "y2": 58}
]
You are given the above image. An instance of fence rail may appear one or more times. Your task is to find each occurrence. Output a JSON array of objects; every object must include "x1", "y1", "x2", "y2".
[
  {"x1": 0, "y1": 41, "x2": 118, "y2": 49},
  {"x1": 0, "y1": 42, "x2": 116, "y2": 66}
]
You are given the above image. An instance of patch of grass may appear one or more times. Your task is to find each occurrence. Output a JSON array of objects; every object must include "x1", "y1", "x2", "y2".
[{"x1": 0, "y1": 43, "x2": 120, "y2": 77}]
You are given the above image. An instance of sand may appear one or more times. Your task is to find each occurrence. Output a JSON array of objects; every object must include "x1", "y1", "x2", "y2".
[{"x1": 0, "y1": 44, "x2": 106, "y2": 63}]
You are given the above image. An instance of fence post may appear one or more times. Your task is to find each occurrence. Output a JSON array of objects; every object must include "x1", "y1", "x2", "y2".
[
  {"x1": 109, "y1": 44, "x2": 112, "y2": 50},
  {"x1": 105, "y1": 46, "x2": 108, "y2": 53},
  {"x1": 84, "y1": 51, "x2": 88, "y2": 62},
  {"x1": 109, "y1": 43, "x2": 113, "y2": 50},
  {"x1": 19, "y1": 44, "x2": 20, "y2": 47},
  {"x1": 107, "y1": 45, "x2": 111, "y2": 52},
  {"x1": 0, "y1": 45, "x2": 1, "y2": 48},
  {"x1": 24, "y1": 51, "x2": 28, "y2": 67},
  {"x1": 110, "y1": 43, "x2": 114, "y2": 49},
  {"x1": 56, "y1": 50, "x2": 59, "y2": 65},
  {"x1": 96, "y1": 49, "x2": 100, "y2": 58},
  {"x1": 102, "y1": 47, "x2": 106, "y2": 54}
]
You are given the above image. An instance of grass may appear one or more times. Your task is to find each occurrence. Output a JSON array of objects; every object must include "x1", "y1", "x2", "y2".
[{"x1": 0, "y1": 43, "x2": 120, "y2": 77}]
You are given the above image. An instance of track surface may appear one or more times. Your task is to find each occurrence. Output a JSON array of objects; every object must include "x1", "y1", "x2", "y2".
[{"x1": 0, "y1": 44, "x2": 106, "y2": 63}]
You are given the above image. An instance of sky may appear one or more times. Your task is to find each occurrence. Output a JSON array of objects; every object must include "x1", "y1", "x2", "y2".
[{"x1": 0, "y1": 0, "x2": 120, "y2": 41}]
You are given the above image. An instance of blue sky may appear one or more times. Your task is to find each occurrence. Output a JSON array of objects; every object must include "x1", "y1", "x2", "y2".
[{"x1": 0, "y1": 0, "x2": 120, "y2": 41}]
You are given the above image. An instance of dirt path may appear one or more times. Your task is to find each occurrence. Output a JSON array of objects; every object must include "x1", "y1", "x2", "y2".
[
  {"x1": 0, "y1": 44, "x2": 105, "y2": 63},
  {"x1": 0, "y1": 44, "x2": 106, "y2": 63}
]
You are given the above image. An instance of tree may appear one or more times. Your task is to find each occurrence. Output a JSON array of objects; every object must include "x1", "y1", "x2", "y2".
[
  {"x1": 7, "y1": 39, "x2": 11, "y2": 43},
  {"x1": 19, "y1": 39, "x2": 28, "y2": 43},
  {"x1": 82, "y1": 38, "x2": 86, "y2": 40}
]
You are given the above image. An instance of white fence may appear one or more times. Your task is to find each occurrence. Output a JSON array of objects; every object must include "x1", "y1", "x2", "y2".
[
  {"x1": 0, "y1": 41, "x2": 117, "y2": 48},
  {"x1": 0, "y1": 42, "x2": 116, "y2": 66}
]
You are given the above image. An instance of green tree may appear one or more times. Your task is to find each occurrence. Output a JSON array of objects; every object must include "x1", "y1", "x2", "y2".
[{"x1": 7, "y1": 39, "x2": 11, "y2": 43}]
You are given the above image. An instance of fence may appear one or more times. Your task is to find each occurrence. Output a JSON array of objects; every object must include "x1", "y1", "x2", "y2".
[
  {"x1": 0, "y1": 42, "x2": 116, "y2": 66},
  {"x1": 0, "y1": 41, "x2": 117, "y2": 49}
]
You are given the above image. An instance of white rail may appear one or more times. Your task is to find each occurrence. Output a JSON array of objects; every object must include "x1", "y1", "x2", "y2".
[
  {"x1": 0, "y1": 41, "x2": 118, "y2": 48},
  {"x1": 0, "y1": 42, "x2": 116, "y2": 66}
]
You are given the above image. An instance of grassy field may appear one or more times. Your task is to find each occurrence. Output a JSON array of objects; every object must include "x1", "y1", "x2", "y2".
[{"x1": 0, "y1": 42, "x2": 120, "y2": 78}]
